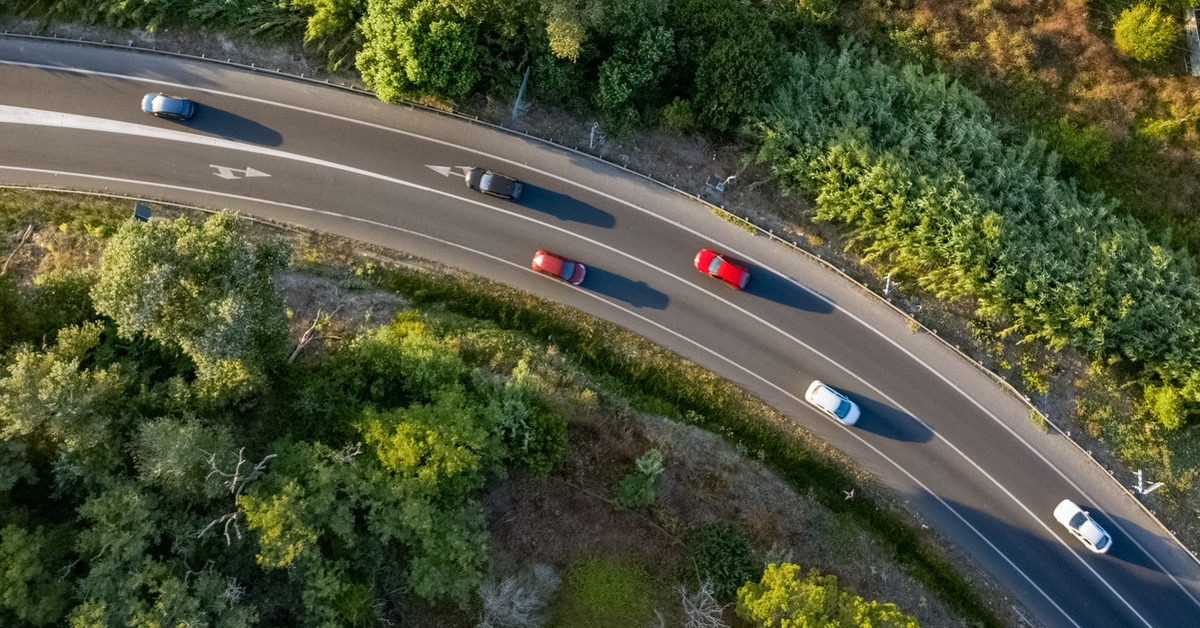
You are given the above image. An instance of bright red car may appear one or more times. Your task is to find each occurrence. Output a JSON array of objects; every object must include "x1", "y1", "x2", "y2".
[
  {"x1": 532, "y1": 249, "x2": 586, "y2": 285},
  {"x1": 694, "y1": 249, "x2": 749, "y2": 290}
]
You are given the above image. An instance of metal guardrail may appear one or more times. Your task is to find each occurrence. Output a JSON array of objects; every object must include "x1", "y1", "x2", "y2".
[{"x1": 3, "y1": 29, "x2": 1197, "y2": 567}]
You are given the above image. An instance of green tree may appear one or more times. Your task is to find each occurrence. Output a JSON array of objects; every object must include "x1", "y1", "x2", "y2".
[
  {"x1": 239, "y1": 440, "x2": 375, "y2": 626},
  {"x1": 133, "y1": 416, "x2": 236, "y2": 499},
  {"x1": 28, "y1": 267, "x2": 98, "y2": 341},
  {"x1": 544, "y1": 0, "x2": 602, "y2": 62},
  {"x1": 1047, "y1": 116, "x2": 1112, "y2": 180},
  {"x1": 241, "y1": 440, "x2": 360, "y2": 569},
  {"x1": 292, "y1": 0, "x2": 368, "y2": 69},
  {"x1": 362, "y1": 390, "x2": 500, "y2": 607},
  {"x1": 73, "y1": 483, "x2": 161, "y2": 623},
  {"x1": 0, "y1": 524, "x2": 72, "y2": 626},
  {"x1": 358, "y1": 0, "x2": 482, "y2": 101},
  {"x1": 594, "y1": 26, "x2": 675, "y2": 134},
  {"x1": 1143, "y1": 383, "x2": 1187, "y2": 429},
  {"x1": 1114, "y1": 3, "x2": 1178, "y2": 63},
  {"x1": 737, "y1": 562, "x2": 921, "y2": 628},
  {"x1": 692, "y1": 17, "x2": 784, "y2": 132},
  {"x1": 0, "y1": 322, "x2": 133, "y2": 485},
  {"x1": 90, "y1": 211, "x2": 289, "y2": 404}
]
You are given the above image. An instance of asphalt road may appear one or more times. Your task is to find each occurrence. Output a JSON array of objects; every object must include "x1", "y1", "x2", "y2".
[{"x1": 2, "y1": 36, "x2": 1199, "y2": 627}]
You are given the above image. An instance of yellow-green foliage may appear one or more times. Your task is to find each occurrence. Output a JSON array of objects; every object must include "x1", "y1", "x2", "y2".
[
  {"x1": 1114, "y1": 3, "x2": 1178, "y2": 63},
  {"x1": 738, "y1": 562, "x2": 921, "y2": 627},
  {"x1": 1143, "y1": 383, "x2": 1186, "y2": 430}
]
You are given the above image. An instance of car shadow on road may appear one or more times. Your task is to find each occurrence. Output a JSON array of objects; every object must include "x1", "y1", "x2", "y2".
[
  {"x1": 743, "y1": 268, "x2": 834, "y2": 313},
  {"x1": 519, "y1": 188, "x2": 615, "y2": 228},
  {"x1": 1091, "y1": 511, "x2": 1161, "y2": 571},
  {"x1": 584, "y1": 267, "x2": 669, "y2": 309},
  {"x1": 849, "y1": 395, "x2": 933, "y2": 443},
  {"x1": 190, "y1": 106, "x2": 283, "y2": 146}
]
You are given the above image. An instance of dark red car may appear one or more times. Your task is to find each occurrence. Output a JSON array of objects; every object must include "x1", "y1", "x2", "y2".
[
  {"x1": 532, "y1": 249, "x2": 586, "y2": 285},
  {"x1": 694, "y1": 249, "x2": 749, "y2": 290}
]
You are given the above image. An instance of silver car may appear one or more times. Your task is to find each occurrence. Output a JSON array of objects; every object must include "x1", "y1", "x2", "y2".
[
  {"x1": 1053, "y1": 499, "x2": 1112, "y2": 553},
  {"x1": 141, "y1": 93, "x2": 195, "y2": 120},
  {"x1": 804, "y1": 380, "x2": 860, "y2": 426}
]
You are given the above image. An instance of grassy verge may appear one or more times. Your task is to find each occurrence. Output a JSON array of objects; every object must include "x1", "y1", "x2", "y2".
[{"x1": 379, "y1": 264, "x2": 1004, "y2": 628}]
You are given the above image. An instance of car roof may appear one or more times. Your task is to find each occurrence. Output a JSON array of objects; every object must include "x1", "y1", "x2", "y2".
[
  {"x1": 482, "y1": 171, "x2": 516, "y2": 194},
  {"x1": 713, "y1": 257, "x2": 744, "y2": 283},
  {"x1": 149, "y1": 94, "x2": 187, "y2": 113},
  {"x1": 535, "y1": 251, "x2": 565, "y2": 274},
  {"x1": 809, "y1": 383, "x2": 843, "y2": 410},
  {"x1": 1076, "y1": 518, "x2": 1109, "y2": 547}
]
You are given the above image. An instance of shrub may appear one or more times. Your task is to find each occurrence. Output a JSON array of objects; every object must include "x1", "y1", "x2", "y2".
[
  {"x1": 662, "y1": 97, "x2": 697, "y2": 133},
  {"x1": 1144, "y1": 383, "x2": 1186, "y2": 429},
  {"x1": 616, "y1": 448, "x2": 664, "y2": 509},
  {"x1": 688, "y1": 523, "x2": 757, "y2": 600},
  {"x1": 1048, "y1": 116, "x2": 1112, "y2": 179},
  {"x1": 1114, "y1": 4, "x2": 1178, "y2": 63},
  {"x1": 737, "y1": 563, "x2": 920, "y2": 627}
]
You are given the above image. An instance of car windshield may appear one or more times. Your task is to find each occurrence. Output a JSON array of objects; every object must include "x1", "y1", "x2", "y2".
[
  {"x1": 480, "y1": 173, "x2": 493, "y2": 188},
  {"x1": 1068, "y1": 512, "x2": 1087, "y2": 529},
  {"x1": 834, "y1": 399, "x2": 851, "y2": 419},
  {"x1": 707, "y1": 257, "x2": 723, "y2": 274},
  {"x1": 558, "y1": 261, "x2": 575, "y2": 281}
]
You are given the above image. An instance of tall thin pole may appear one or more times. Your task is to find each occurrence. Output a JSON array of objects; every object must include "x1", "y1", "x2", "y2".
[{"x1": 512, "y1": 66, "x2": 531, "y2": 120}]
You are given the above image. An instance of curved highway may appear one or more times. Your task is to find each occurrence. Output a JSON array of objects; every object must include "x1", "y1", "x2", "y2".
[{"x1": 2, "y1": 37, "x2": 1199, "y2": 627}]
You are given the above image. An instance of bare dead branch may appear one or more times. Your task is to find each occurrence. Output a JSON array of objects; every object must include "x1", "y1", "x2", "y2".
[
  {"x1": 288, "y1": 305, "x2": 345, "y2": 363},
  {"x1": 0, "y1": 224, "x2": 33, "y2": 276},
  {"x1": 680, "y1": 579, "x2": 730, "y2": 628},
  {"x1": 203, "y1": 447, "x2": 276, "y2": 496},
  {"x1": 197, "y1": 512, "x2": 242, "y2": 545},
  {"x1": 334, "y1": 441, "x2": 363, "y2": 464}
]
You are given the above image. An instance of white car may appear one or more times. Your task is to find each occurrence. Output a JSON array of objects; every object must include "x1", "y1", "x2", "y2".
[
  {"x1": 1053, "y1": 499, "x2": 1112, "y2": 554},
  {"x1": 804, "y1": 380, "x2": 860, "y2": 426}
]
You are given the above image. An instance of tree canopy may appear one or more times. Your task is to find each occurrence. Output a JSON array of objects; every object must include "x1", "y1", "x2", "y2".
[
  {"x1": 90, "y1": 211, "x2": 289, "y2": 404},
  {"x1": 738, "y1": 563, "x2": 921, "y2": 628}
]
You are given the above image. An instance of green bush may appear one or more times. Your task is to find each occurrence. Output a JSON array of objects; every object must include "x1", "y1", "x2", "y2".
[
  {"x1": 616, "y1": 448, "x2": 664, "y2": 509},
  {"x1": 29, "y1": 267, "x2": 98, "y2": 340},
  {"x1": 738, "y1": 563, "x2": 920, "y2": 628},
  {"x1": 1048, "y1": 116, "x2": 1112, "y2": 179},
  {"x1": 661, "y1": 97, "x2": 697, "y2": 133},
  {"x1": 357, "y1": 0, "x2": 482, "y2": 101},
  {"x1": 1114, "y1": 3, "x2": 1178, "y2": 63},
  {"x1": 688, "y1": 523, "x2": 757, "y2": 600},
  {"x1": 1144, "y1": 383, "x2": 1187, "y2": 429}
]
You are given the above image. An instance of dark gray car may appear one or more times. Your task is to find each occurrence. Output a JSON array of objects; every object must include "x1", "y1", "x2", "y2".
[{"x1": 465, "y1": 168, "x2": 523, "y2": 201}]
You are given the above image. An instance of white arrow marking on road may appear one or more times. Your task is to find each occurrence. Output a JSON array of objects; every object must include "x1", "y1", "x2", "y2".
[
  {"x1": 210, "y1": 165, "x2": 271, "y2": 179},
  {"x1": 425, "y1": 165, "x2": 470, "y2": 178}
]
